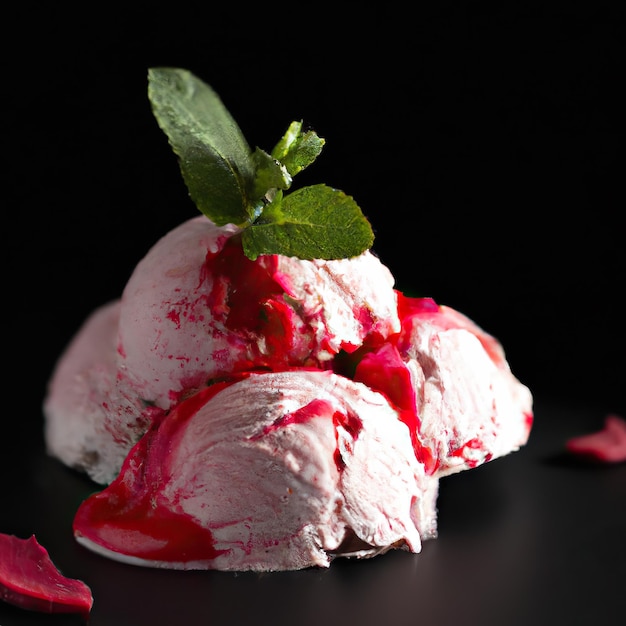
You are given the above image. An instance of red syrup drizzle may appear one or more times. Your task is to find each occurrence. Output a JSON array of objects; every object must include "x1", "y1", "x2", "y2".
[
  {"x1": 73, "y1": 381, "x2": 241, "y2": 564},
  {"x1": 396, "y1": 291, "x2": 504, "y2": 364},
  {"x1": 333, "y1": 409, "x2": 364, "y2": 472},
  {"x1": 348, "y1": 292, "x2": 514, "y2": 475},
  {"x1": 352, "y1": 339, "x2": 438, "y2": 474},
  {"x1": 353, "y1": 294, "x2": 448, "y2": 473},
  {"x1": 260, "y1": 398, "x2": 335, "y2": 436},
  {"x1": 256, "y1": 398, "x2": 363, "y2": 474},
  {"x1": 449, "y1": 438, "x2": 492, "y2": 468},
  {"x1": 205, "y1": 236, "x2": 284, "y2": 334},
  {"x1": 203, "y1": 236, "x2": 315, "y2": 370}
]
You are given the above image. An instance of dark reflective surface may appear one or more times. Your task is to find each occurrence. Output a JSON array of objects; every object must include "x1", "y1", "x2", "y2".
[
  {"x1": 2, "y1": 400, "x2": 624, "y2": 626},
  {"x1": 4, "y1": 5, "x2": 625, "y2": 624}
]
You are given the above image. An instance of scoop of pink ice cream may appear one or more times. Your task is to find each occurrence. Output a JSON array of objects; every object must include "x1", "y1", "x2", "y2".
[
  {"x1": 69, "y1": 297, "x2": 532, "y2": 572},
  {"x1": 118, "y1": 215, "x2": 400, "y2": 407},
  {"x1": 44, "y1": 217, "x2": 533, "y2": 574},
  {"x1": 350, "y1": 294, "x2": 533, "y2": 477},
  {"x1": 43, "y1": 300, "x2": 155, "y2": 483},
  {"x1": 402, "y1": 300, "x2": 533, "y2": 476},
  {"x1": 73, "y1": 370, "x2": 437, "y2": 572},
  {"x1": 44, "y1": 216, "x2": 401, "y2": 484}
]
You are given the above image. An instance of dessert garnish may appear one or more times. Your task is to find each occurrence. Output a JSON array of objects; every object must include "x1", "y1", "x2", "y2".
[
  {"x1": 148, "y1": 67, "x2": 374, "y2": 261},
  {"x1": 0, "y1": 533, "x2": 93, "y2": 619},
  {"x1": 566, "y1": 414, "x2": 626, "y2": 463},
  {"x1": 40, "y1": 68, "x2": 534, "y2": 572}
]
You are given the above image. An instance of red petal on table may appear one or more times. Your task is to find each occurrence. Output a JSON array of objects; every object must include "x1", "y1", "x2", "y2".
[
  {"x1": 0, "y1": 533, "x2": 93, "y2": 618},
  {"x1": 565, "y1": 414, "x2": 626, "y2": 463}
]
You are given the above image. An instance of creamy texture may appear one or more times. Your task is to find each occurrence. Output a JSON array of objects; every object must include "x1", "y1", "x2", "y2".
[
  {"x1": 395, "y1": 298, "x2": 533, "y2": 476},
  {"x1": 43, "y1": 215, "x2": 533, "y2": 571},
  {"x1": 44, "y1": 216, "x2": 400, "y2": 485},
  {"x1": 73, "y1": 371, "x2": 436, "y2": 571},
  {"x1": 42, "y1": 300, "x2": 151, "y2": 483},
  {"x1": 119, "y1": 216, "x2": 399, "y2": 407}
]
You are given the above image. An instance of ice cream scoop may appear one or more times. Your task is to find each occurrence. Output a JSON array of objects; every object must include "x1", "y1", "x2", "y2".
[
  {"x1": 69, "y1": 295, "x2": 532, "y2": 571},
  {"x1": 44, "y1": 216, "x2": 401, "y2": 485},
  {"x1": 72, "y1": 370, "x2": 437, "y2": 571},
  {"x1": 42, "y1": 68, "x2": 534, "y2": 573}
]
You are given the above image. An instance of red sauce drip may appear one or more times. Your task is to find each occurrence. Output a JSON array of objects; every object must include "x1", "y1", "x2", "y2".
[
  {"x1": 395, "y1": 293, "x2": 442, "y2": 356},
  {"x1": 354, "y1": 343, "x2": 415, "y2": 412},
  {"x1": 74, "y1": 487, "x2": 222, "y2": 562},
  {"x1": 448, "y1": 438, "x2": 492, "y2": 468},
  {"x1": 261, "y1": 398, "x2": 334, "y2": 436},
  {"x1": 525, "y1": 412, "x2": 534, "y2": 431},
  {"x1": 166, "y1": 308, "x2": 181, "y2": 327},
  {"x1": 203, "y1": 236, "x2": 315, "y2": 369},
  {"x1": 414, "y1": 436, "x2": 439, "y2": 474},
  {"x1": 334, "y1": 407, "x2": 363, "y2": 439},
  {"x1": 396, "y1": 291, "x2": 505, "y2": 365},
  {"x1": 261, "y1": 297, "x2": 300, "y2": 359},
  {"x1": 73, "y1": 383, "x2": 237, "y2": 564},
  {"x1": 333, "y1": 409, "x2": 364, "y2": 472},
  {"x1": 396, "y1": 292, "x2": 439, "y2": 319},
  {"x1": 352, "y1": 341, "x2": 438, "y2": 473},
  {"x1": 205, "y1": 236, "x2": 283, "y2": 334}
]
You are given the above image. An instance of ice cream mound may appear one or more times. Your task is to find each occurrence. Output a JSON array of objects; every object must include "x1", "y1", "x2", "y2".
[
  {"x1": 44, "y1": 216, "x2": 533, "y2": 571},
  {"x1": 42, "y1": 68, "x2": 533, "y2": 572}
]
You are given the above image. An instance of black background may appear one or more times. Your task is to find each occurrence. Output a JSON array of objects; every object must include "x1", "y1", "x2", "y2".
[
  {"x1": 5, "y1": 3, "x2": 625, "y2": 430},
  {"x1": 1, "y1": 4, "x2": 625, "y2": 625},
  {"x1": 5, "y1": 3, "x2": 624, "y2": 426}
]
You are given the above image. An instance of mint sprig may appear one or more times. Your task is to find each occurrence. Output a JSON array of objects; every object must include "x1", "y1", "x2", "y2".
[{"x1": 148, "y1": 67, "x2": 374, "y2": 260}]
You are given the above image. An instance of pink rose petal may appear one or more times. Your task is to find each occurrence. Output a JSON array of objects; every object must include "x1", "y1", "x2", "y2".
[
  {"x1": 0, "y1": 533, "x2": 93, "y2": 618},
  {"x1": 565, "y1": 415, "x2": 626, "y2": 463}
]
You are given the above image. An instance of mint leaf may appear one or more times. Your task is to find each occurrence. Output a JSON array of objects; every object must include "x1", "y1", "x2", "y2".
[
  {"x1": 148, "y1": 67, "x2": 376, "y2": 260},
  {"x1": 241, "y1": 184, "x2": 374, "y2": 260},
  {"x1": 148, "y1": 67, "x2": 256, "y2": 227},
  {"x1": 271, "y1": 121, "x2": 325, "y2": 176},
  {"x1": 251, "y1": 148, "x2": 291, "y2": 201}
]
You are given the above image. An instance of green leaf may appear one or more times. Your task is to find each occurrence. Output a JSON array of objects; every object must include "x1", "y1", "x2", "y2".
[
  {"x1": 272, "y1": 121, "x2": 325, "y2": 177},
  {"x1": 148, "y1": 67, "x2": 256, "y2": 226},
  {"x1": 147, "y1": 67, "x2": 376, "y2": 261},
  {"x1": 251, "y1": 147, "x2": 292, "y2": 200},
  {"x1": 242, "y1": 184, "x2": 374, "y2": 260}
]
